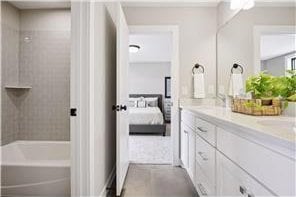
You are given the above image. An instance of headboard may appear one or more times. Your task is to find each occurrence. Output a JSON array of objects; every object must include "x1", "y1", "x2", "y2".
[{"x1": 129, "y1": 94, "x2": 164, "y2": 113}]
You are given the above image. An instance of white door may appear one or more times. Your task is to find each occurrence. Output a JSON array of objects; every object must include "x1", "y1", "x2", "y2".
[{"x1": 116, "y1": 3, "x2": 129, "y2": 196}]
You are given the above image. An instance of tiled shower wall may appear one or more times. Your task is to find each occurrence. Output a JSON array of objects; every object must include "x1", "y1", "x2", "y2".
[
  {"x1": 1, "y1": 3, "x2": 71, "y2": 145},
  {"x1": 1, "y1": 2, "x2": 20, "y2": 145},
  {"x1": 18, "y1": 30, "x2": 70, "y2": 140}
]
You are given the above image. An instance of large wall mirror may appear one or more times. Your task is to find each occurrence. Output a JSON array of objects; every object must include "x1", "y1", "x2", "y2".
[{"x1": 217, "y1": 1, "x2": 296, "y2": 95}]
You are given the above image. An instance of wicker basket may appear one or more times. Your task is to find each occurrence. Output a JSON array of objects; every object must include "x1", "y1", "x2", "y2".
[{"x1": 231, "y1": 98, "x2": 282, "y2": 116}]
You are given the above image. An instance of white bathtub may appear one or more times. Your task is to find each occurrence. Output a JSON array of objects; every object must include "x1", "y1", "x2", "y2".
[{"x1": 1, "y1": 141, "x2": 70, "y2": 196}]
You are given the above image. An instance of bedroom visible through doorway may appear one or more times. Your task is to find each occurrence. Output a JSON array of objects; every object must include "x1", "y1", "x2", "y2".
[{"x1": 128, "y1": 32, "x2": 173, "y2": 164}]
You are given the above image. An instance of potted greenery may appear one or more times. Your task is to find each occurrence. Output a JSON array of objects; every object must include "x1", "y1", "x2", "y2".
[
  {"x1": 246, "y1": 72, "x2": 274, "y2": 105},
  {"x1": 246, "y1": 70, "x2": 296, "y2": 116}
]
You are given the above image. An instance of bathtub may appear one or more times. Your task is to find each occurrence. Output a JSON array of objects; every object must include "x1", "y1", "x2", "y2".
[{"x1": 1, "y1": 141, "x2": 70, "y2": 196}]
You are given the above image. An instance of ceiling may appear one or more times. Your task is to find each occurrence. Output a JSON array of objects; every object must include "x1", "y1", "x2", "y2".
[
  {"x1": 123, "y1": 0, "x2": 296, "y2": 7},
  {"x1": 8, "y1": 0, "x2": 295, "y2": 9},
  {"x1": 129, "y1": 33, "x2": 172, "y2": 63},
  {"x1": 8, "y1": 1, "x2": 70, "y2": 9},
  {"x1": 261, "y1": 34, "x2": 296, "y2": 60}
]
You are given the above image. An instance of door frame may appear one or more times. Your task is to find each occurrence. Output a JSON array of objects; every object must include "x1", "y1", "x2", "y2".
[
  {"x1": 71, "y1": 1, "x2": 92, "y2": 196},
  {"x1": 129, "y1": 25, "x2": 180, "y2": 166},
  {"x1": 253, "y1": 25, "x2": 296, "y2": 74}
]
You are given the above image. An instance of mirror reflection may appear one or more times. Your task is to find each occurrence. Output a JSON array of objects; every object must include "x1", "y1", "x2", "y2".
[
  {"x1": 260, "y1": 34, "x2": 296, "y2": 76},
  {"x1": 217, "y1": 2, "x2": 295, "y2": 94}
]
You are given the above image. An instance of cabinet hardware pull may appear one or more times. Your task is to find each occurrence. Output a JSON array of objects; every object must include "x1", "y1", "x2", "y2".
[
  {"x1": 197, "y1": 127, "x2": 207, "y2": 133},
  {"x1": 247, "y1": 193, "x2": 255, "y2": 197},
  {"x1": 198, "y1": 183, "x2": 208, "y2": 196},
  {"x1": 198, "y1": 152, "x2": 208, "y2": 161},
  {"x1": 184, "y1": 130, "x2": 188, "y2": 134},
  {"x1": 239, "y1": 186, "x2": 247, "y2": 195}
]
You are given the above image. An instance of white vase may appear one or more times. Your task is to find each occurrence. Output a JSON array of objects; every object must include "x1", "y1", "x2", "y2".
[{"x1": 282, "y1": 102, "x2": 296, "y2": 117}]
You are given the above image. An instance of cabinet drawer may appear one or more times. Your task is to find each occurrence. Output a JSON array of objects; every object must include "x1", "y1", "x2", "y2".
[
  {"x1": 195, "y1": 134, "x2": 216, "y2": 186},
  {"x1": 181, "y1": 110, "x2": 196, "y2": 129},
  {"x1": 217, "y1": 151, "x2": 273, "y2": 196},
  {"x1": 217, "y1": 127, "x2": 296, "y2": 196},
  {"x1": 195, "y1": 161, "x2": 215, "y2": 196},
  {"x1": 195, "y1": 118, "x2": 216, "y2": 146}
]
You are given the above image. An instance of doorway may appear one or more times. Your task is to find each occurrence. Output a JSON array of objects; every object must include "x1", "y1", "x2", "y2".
[
  {"x1": 128, "y1": 32, "x2": 173, "y2": 164},
  {"x1": 128, "y1": 26, "x2": 180, "y2": 168}
]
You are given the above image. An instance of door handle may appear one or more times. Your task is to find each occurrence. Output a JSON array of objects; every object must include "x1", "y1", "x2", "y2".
[
  {"x1": 120, "y1": 105, "x2": 127, "y2": 111},
  {"x1": 112, "y1": 105, "x2": 119, "y2": 111},
  {"x1": 197, "y1": 127, "x2": 207, "y2": 133},
  {"x1": 239, "y1": 186, "x2": 247, "y2": 195},
  {"x1": 112, "y1": 105, "x2": 127, "y2": 112}
]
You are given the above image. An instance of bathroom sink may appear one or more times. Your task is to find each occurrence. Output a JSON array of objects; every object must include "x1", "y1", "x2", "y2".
[{"x1": 257, "y1": 120, "x2": 296, "y2": 132}]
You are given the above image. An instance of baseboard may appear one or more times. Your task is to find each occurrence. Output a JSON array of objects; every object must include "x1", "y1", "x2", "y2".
[{"x1": 99, "y1": 166, "x2": 116, "y2": 197}]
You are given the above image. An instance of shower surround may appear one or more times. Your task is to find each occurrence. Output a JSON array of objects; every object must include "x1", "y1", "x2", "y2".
[{"x1": 1, "y1": 2, "x2": 71, "y2": 145}]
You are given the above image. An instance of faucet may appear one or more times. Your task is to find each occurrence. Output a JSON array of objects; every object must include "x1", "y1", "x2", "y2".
[{"x1": 217, "y1": 93, "x2": 230, "y2": 108}]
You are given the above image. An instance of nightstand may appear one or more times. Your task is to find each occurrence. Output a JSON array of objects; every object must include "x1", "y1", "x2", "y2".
[{"x1": 164, "y1": 99, "x2": 171, "y2": 123}]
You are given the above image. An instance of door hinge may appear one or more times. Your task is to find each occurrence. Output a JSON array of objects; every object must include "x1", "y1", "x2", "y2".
[{"x1": 70, "y1": 108, "x2": 77, "y2": 116}]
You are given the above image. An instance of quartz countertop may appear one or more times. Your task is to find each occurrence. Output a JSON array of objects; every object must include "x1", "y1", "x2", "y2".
[{"x1": 180, "y1": 102, "x2": 296, "y2": 158}]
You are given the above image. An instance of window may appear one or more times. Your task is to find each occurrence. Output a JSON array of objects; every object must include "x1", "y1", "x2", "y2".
[
  {"x1": 291, "y1": 57, "x2": 296, "y2": 71},
  {"x1": 285, "y1": 53, "x2": 296, "y2": 75}
]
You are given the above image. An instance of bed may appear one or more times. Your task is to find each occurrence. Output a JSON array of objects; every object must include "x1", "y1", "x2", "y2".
[{"x1": 129, "y1": 94, "x2": 166, "y2": 136}]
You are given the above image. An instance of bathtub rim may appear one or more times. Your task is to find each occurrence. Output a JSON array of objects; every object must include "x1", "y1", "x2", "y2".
[{"x1": 1, "y1": 140, "x2": 70, "y2": 167}]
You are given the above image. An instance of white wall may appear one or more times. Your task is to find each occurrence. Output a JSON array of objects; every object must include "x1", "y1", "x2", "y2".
[
  {"x1": 20, "y1": 9, "x2": 70, "y2": 31},
  {"x1": 217, "y1": 6, "x2": 296, "y2": 93},
  {"x1": 124, "y1": 6, "x2": 217, "y2": 98},
  {"x1": 129, "y1": 62, "x2": 171, "y2": 95},
  {"x1": 261, "y1": 52, "x2": 295, "y2": 76}
]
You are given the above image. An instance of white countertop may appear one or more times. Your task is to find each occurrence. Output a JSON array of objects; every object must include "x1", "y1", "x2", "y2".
[{"x1": 180, "y1": 101, "x2": 296, "y2": 158}]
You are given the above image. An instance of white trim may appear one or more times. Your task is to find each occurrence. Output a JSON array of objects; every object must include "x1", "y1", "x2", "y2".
[
  {"x1": 253, "y1": 25, "x2": 296, "y2": 74},
  {"x1": 99, "y1": 166, "x2": 116, "y2": 197},
  {"x1": 129, "y1": 25, "x2": 181, "y2": 166},
  {"x1": 0, "y1": 2, "x2": 2, "y2": 195},
  {"x1": 71, "y1": 1, "x2": 91, "y2": 196}
]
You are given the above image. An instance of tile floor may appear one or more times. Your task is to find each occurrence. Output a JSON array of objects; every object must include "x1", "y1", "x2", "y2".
[{"x1": 121, "y1": 164, "x2": 198, "y2": 197}]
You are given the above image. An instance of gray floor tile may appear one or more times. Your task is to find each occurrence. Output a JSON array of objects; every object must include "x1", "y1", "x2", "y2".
[{"x1": 121, "y1": 164, "x2": 198, "y2": 197}]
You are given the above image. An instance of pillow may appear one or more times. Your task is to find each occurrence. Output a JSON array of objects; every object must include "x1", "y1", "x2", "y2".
[
  {"x1": 128, "y1": 100, "x2": 137, "y2": 107},
  {"x1": 145, "y1": 97, "x2": 158, "y2": 107},
  {"x1": 128, "y1": 98, "x2": 140, "y2": 107},
  {"x1": 137, "y1": 100, "x2": 147, "y2": 108}
]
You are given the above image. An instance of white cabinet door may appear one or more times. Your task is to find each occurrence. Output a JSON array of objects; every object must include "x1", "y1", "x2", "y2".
[
  {"x1": 188, "y1": 128, "x2": 195, "y2": 181},
  {"x1": 195, "y1": 134, "x2": 216, "y2": 189},
  {"x1": 217, "y1": 127, "x2": 295, "y2": 196},
  {"x1": 216, "y1": 151, "x2": 274, "y2": 196},
  {"x1": 181, "y1": 122, "x2": 189, "y2": 169},
  {"x1": 195, "y1": 162, "x2": 216, "y2": 196}
]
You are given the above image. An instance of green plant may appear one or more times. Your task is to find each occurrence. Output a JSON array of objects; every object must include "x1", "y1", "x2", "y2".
[
  {"x1": 287, "y1": 94, "x2": 296, "y2": 102},
  {"x1": 246, "y1": 72, "x2": 274, "y2": 99},
  {"x1": 272, "y1": 70, "x2": 296, "y2": 99},
  {"x1": 246, "y1": 70, "x2": 296, "y2": 101}
]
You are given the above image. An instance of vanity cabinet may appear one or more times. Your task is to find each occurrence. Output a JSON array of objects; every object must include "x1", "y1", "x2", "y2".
[
  {"x1": 216, "y1": 151, "x2": 273, "y2": 196},
  {"x1": 180, "y1": 108, "x2": 295, "y2": 197},
  {"x1": 217, "y1": 127, "x2": 295, "y2": 196},
  {"x1": 181, "y1": 115, "x2": 196, "y2": 181},
  {"x1": 180, "y1": 122, "x2": 189, "y2": 169},
  {"x1": 195, "y1": 134, "x2": 216, "y2": 196},
  {"x1": 188, "y1": 128, "x2": 196, "y2": 181}
]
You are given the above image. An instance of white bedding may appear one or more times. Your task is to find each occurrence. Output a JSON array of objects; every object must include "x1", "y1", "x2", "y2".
[{"x1": 129, "y1": 107, "x2": 164, "y2": 125}]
